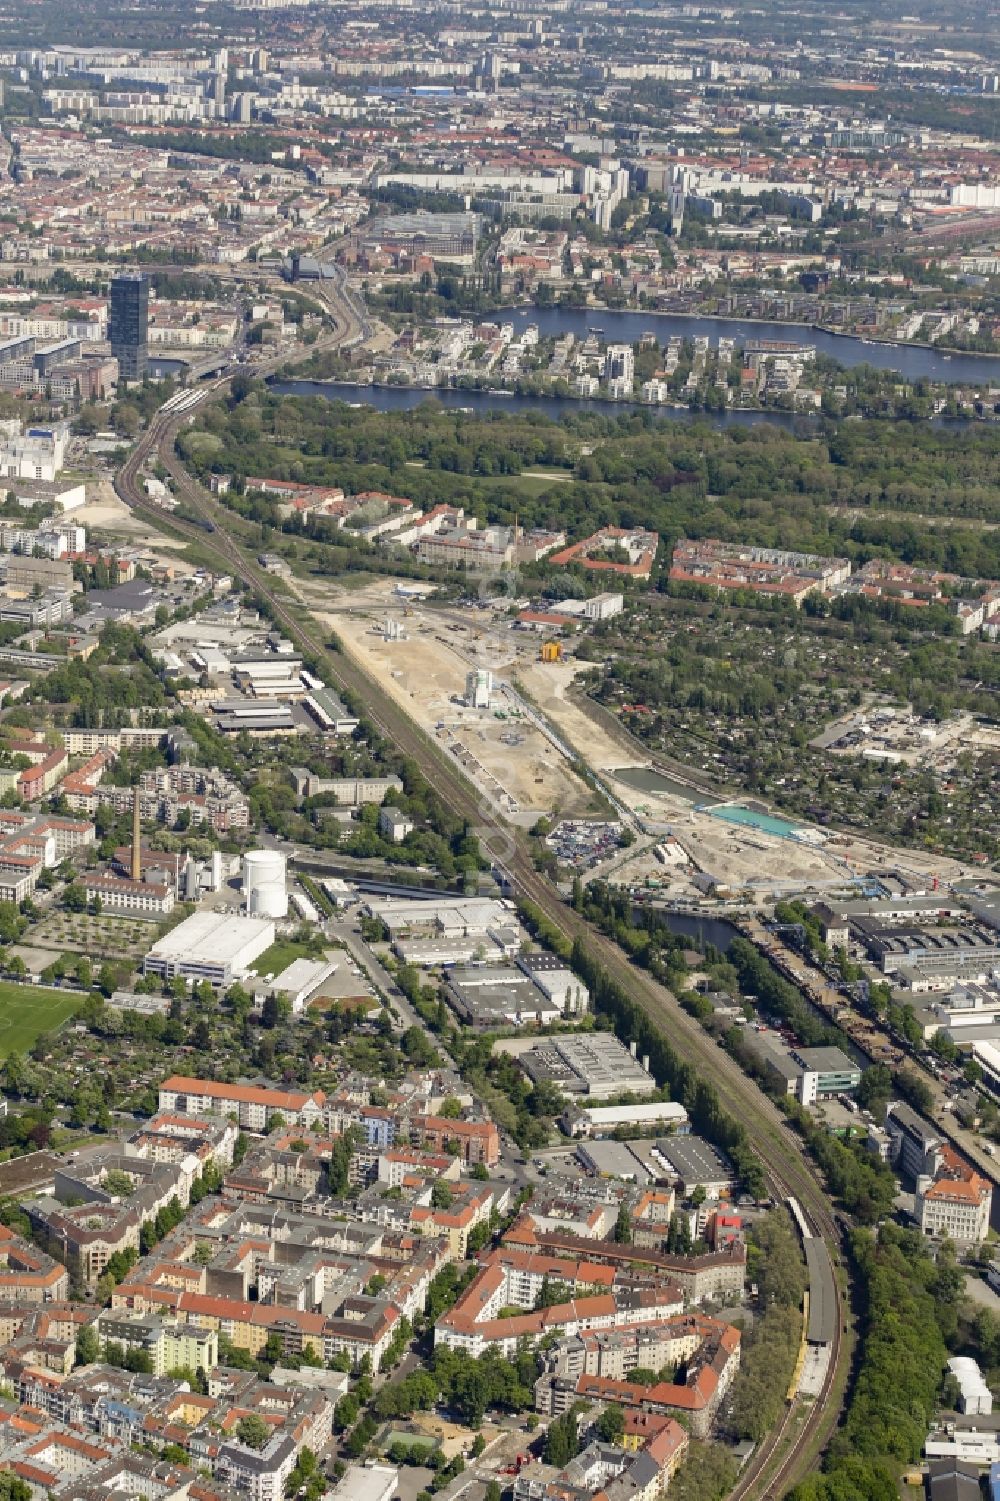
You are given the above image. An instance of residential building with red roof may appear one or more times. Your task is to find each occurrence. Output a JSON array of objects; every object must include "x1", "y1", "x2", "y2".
[
  {"x1": 536, "y1": 1315, "x2": 741, "y2": 1438},
  {"x1": 916, "y1": 1149, "x2": 992, "y2": 1243},
  {"x1": 158, "y1": 1077, "x2": 326, "y2": 1132},
  {"x1": 549, "y1": 527, "x2": 660, "y2": 580}
]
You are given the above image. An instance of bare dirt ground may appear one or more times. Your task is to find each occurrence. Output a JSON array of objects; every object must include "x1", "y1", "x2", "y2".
[
  {"x1": 516, "y1": 659, "x2": 641, "y2": 774},
  {"x1": 604, "y1": 777, "x2": 981, "y2": 896},
  {"x1": 515, "y1": 649, "x2": 981, "y2": 891},
  {"x1": 292, "y1": 580, "x2": 984, "y2": 892},
  {"x1": 74, "y1": 479, "x2": 188, "y2": 548},
  {"x1": 295, "y1": 576, "x2": 594, "y2": 822},
  {"x1": 408, "y1": 1414, "x2": 501, "y2": 1461}
]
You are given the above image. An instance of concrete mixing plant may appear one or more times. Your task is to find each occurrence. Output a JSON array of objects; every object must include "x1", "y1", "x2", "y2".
[
  {"x1": 243, "y1": 848, "x2": 288, "y2": 919},
  {"x1": 465, "y1": 668, "x2": 494, "y2": 709}
]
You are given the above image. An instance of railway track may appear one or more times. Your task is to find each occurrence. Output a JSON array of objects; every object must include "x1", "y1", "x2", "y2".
[{"x1": 114, "y1": 287, "x2": 849, "y2": 1498}]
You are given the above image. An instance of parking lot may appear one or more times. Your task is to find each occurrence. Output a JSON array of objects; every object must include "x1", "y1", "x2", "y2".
[{"x1": 545, "y1": 818, "x2": 624, "y2": 871}]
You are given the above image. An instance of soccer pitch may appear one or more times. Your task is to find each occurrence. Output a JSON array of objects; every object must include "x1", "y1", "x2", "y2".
[{"x1": 0, "y1": 983, "x2": 84, "y2": 1058}]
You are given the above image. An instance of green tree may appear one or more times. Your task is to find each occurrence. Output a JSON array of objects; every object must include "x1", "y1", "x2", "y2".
[
  {"x1": 669, "y1": 1441, "x2": 737, "y2": 1501},
  {"x1": 236, "y1": 1416, "x2": 271, "y2": 1451},
  {"x1": 596, "y1": 1403, "x2": 625, "y2": 1444},
  {"x1": 749, "y1": 1210, "x2": 808, "y2": 1309},
  {"x1": 430, "y1": 1180, "x2": 454, "y2": 1210},
  {"x1": 75, "y1": 1323, "x2": 99, "y2": 1366},
  {"x1": 544, "y1": 1407, "x2": 580, "y2": 1466},
  {"x1": 63, "y1": 882, "x2": 87, "y2": 912},
  {"x1": 0, "y1": 1472, "x2": 32, "y2": 1501}
]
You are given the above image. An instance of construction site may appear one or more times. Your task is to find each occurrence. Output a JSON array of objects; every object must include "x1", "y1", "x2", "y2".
[
  {"x1": 297, "y1": 576, "x2": 597, "y2": 824},
  {"x1": 288, "y1": 580, "x2": 987, "y2": 899}
]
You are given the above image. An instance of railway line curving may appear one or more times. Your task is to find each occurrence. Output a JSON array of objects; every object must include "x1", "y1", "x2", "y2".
[{"x1": 114, "y1": 284, "x2": 849, "y2": 1499}]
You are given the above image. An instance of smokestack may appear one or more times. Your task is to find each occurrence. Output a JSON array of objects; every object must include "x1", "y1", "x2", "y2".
[{"x1": 131, "y1": 787, "x2": 141, "y2": 883}]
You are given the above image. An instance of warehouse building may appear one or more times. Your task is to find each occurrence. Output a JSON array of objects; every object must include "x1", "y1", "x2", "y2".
[
  {"x1": 352, "y1": 210, "x2": 480, "y2": 263},
  {"x1": 742, "y1": 1032, "x2": 861, "y2": 1106},
  {"x1": 517, "y1": 1034, "x2": 658, "y2": 1100},
  {"x1": 516, "y1": 952, "x2": 590, "y2": 1015},
  {"x1": 261, "y1": 957, "x2": 338, "y2": 1015},
  {"x1": 143, "y1": 911, "x2": 275, "y2": 987},
  {"x1": 812, "y1": 894, "x2": 965, "y2": 949},
  {"x1": 575, "y1": 1140, "x2": 652, "y2": 1183},
  {"x1": 329, "y1": 1465, "x2": 398, "y2": 1501},
  {"x1": 212, "y1": 697, "x2": 298, "y2": 735},
  {"x1": 652, "y1": 1136, "x2": 736, "y2": 1199},
  {"x1": 445, "y1": 966, "x2": 562, "y2": 1030},
  {"x1": 563, "y1": 1100, "x2": 689, "y2": 1138},
  {"x1": 854, "y1": 919, "x2": 1000, "y2": 980},
  {"x1": 302, "y1": 685, "x2": 359, "y2": 735}
]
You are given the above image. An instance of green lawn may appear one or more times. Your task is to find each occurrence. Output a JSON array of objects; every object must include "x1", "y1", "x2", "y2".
[
  {"x1": 0, "y1": 983, "x2": 85, "y2": 1058},
  {"x1": 252, "y1": 941, "x2": 323, "y2": 978},
  {"x1": 471, "y1": 471, "x2": 573, "y2": 498},
  {"x1": 382, "y1": 1430, "x2": 439, "y2": 1454}
]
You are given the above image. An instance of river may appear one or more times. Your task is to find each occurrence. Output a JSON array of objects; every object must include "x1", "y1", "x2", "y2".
[
  {"x1": 271, "y1": 303, "x2": 1000, "y2": 426},
  {"x1": 640, "y1": 907, "x2": 741, "y2": 955},
  {"x1": 269, "y1": 378, "x2": 815, "y2": 430},
  {"x1": 300, "y1": 301, "x2": 1000, "y2": 384},
  {"x1": 496, "y1": 306, "x2": 998, "y2": 385},
  {"x1": 161, "y1": 304, "x2": 1000, "y2": 400}
]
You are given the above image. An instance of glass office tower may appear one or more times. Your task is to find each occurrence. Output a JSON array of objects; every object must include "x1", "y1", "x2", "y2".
[{"x1": 110, "y1": 271, "x2": 149, "y2": 383}]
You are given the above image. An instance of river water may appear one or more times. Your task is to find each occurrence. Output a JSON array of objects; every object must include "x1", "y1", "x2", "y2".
[
  {"x1": 270, "y1": 378, "x2": 815, "y2": 430},
  {"x1": 270, "y1": 304, "x2": 1000, "y2": 426},
  {"x1": 642, "y1": 907, "x2": 741, "y2": 955},
  {"x1": 497, "y1": 306, "x2": 999, "y2": 385}
]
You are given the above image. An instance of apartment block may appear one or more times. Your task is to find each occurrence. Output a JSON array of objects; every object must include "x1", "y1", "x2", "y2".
[
  {"x1": 669, "y1": 538, "x2": 850, "y2": 602},
  {"x1": 158, "y1": 1076, "x2": 326, "y2": 1131},
  {"x1": 96, "y1": 1311, "x2": 218, "y2": 1376}
]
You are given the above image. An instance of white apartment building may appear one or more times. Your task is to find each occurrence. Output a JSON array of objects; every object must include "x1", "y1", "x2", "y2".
[
  {"x1": 916, "y1": 1173, "x2": 992, "y2": 1244},
  {"x1": 215, "y1": 1434, "x2": 298, "y2": 1501},
  {"x1": 158, "y1": 1075, "x2": 326, "y2": 1131},
  {"x1": 84, "y1": 875, "x2": 175, "y2": 915},
  {"x1": 0, "y1": 423, "x2": 69, "y2": 482},
  {"x1": 0, "y1": 520, "x2": 85, "y2": 558},
  {"x1": 583, "y1": 592, "x2": 624, "y2": 621}
]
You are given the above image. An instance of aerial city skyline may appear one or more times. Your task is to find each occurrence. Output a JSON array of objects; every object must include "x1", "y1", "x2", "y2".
[{"x1": 0, "y1": 4, "x2": 995, "y2": 1501}]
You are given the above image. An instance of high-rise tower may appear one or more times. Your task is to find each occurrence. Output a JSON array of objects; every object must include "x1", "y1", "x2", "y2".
[{"x1": 110, "y1": 271, "x2": 149, "y2": 384}]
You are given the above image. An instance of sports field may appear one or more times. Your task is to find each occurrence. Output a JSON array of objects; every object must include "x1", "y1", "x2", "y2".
[{"x1": 0, "y1": 983, "x2": 84, "y2": 1057}]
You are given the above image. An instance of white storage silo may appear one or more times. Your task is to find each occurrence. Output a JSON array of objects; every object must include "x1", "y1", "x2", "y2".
[
  {"x1": 243, "y1": 849, "x2": 287, "y2": 918},
  {"x1": 249, "y1": 881, "x2": 289, "y2": 919}
]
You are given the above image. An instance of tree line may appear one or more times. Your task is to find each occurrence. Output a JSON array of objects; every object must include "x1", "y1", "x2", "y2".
[{"x1": 789, "y1": 1225, "x2": 958, "y2": 1501}]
